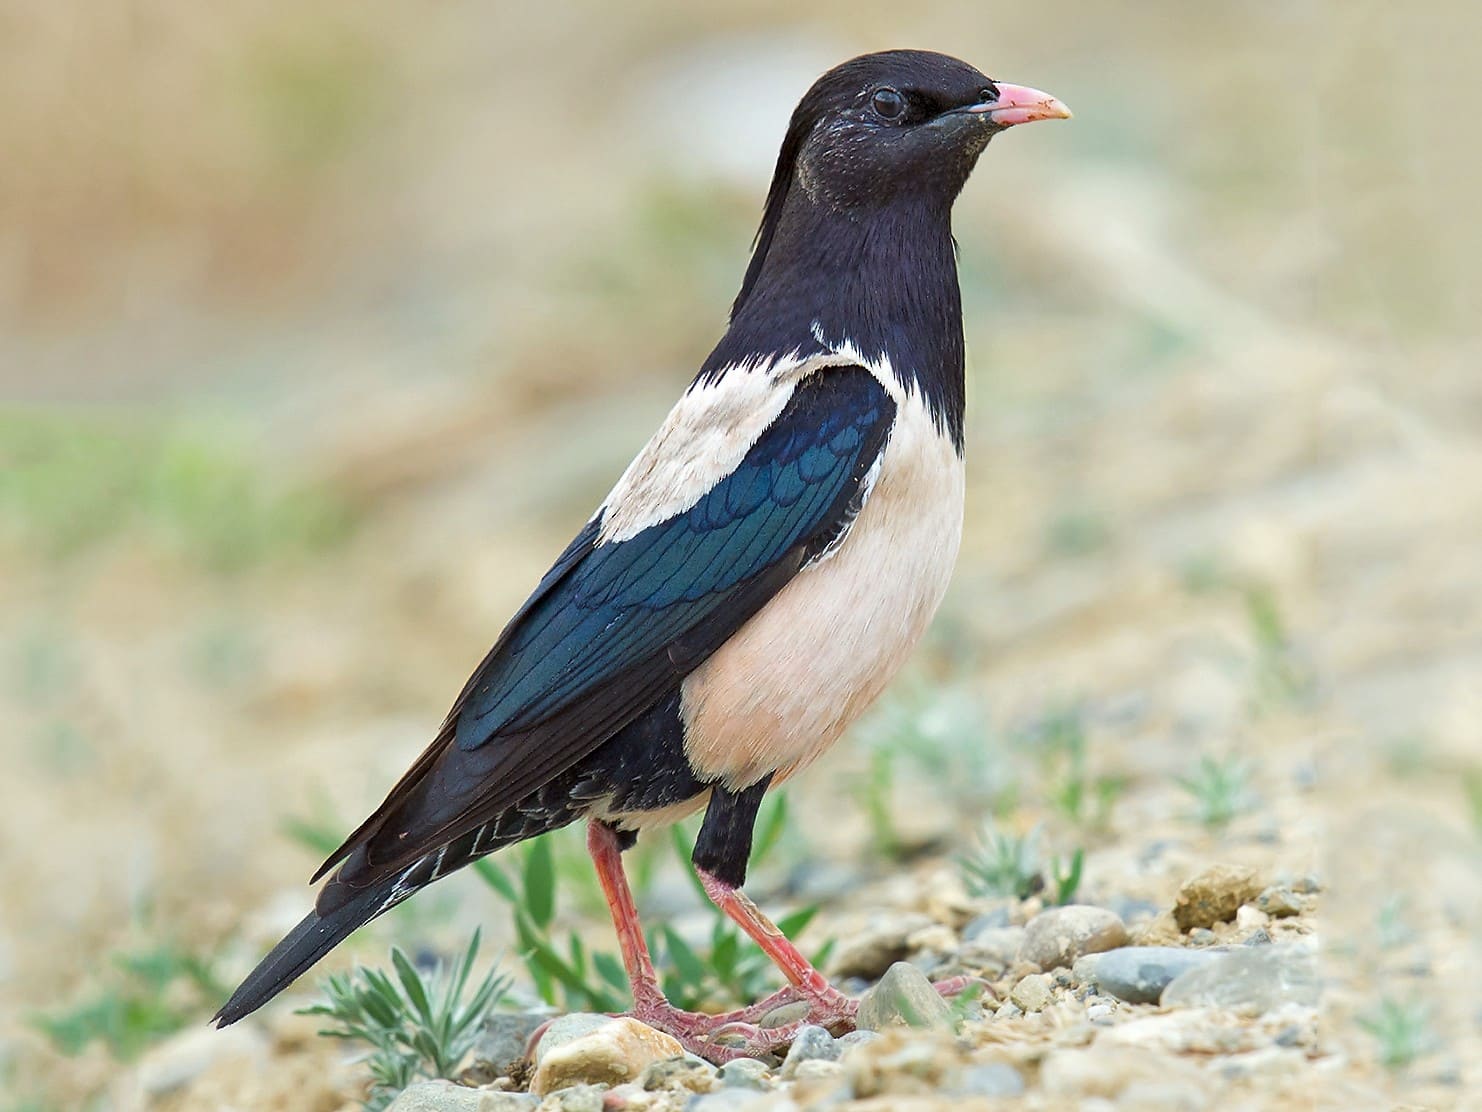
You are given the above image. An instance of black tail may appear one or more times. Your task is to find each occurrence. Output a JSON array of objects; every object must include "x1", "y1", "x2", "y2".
[{"x1": 213, "y1": 874, "x2": 403, "y2": 1027}]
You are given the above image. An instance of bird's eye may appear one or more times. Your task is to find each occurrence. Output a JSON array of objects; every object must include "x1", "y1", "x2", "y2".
[
  {"x1": 979, "y1": 82, "x2": 1001, "y2": 102},
  {"x1": 871, "y1": 88, "x2": 905, "y2": 120}
]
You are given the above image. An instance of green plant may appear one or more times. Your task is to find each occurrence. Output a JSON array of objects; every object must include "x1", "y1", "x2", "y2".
[
  {"x1": 473, "y1": 839, "x2": 628, "y2": 1013},
  {"x1": 959, "y1": 822, "x2": 1083, "y2": 905},
  {"x1": 1357, "y1": 997, "x2": 1435, "y2": 1070},
  {"x1": 1025, "y1": 704, "x2": 1124, "y2": 829},
  {"x1": 301, "y1": 931, "x2": 508, "y2": 1112},
  {"x1": 1244, "y1": 583, "x2": 1316, "y2": 708},
  {"x1": 1177, "y1": 755, "x2": 1254, "y2": 830},
  {"x1": 34, "y1": 941, "x2": 227, "y2": 1062}
]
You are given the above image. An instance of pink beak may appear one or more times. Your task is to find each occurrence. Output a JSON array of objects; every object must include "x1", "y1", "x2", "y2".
[{"x1": 968, "y1": 82, "x2": 1073, "y2": 127}]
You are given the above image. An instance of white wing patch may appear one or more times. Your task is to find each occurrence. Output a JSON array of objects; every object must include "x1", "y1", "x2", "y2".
[{"x1": 597, "y1": 350, "x2": 845, "y2": 545}]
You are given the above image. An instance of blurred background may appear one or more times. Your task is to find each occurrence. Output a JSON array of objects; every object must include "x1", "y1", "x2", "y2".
[{"x1": 3, "y1": 1, "x2": 1480, "y2": 1108}]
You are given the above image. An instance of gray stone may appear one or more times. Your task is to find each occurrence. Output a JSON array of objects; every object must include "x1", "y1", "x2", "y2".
[
  {"x1": 1010, "y1": 972, "x2": 1053, "y2": 1012},
  {"x1": 385, "y1": 1080, "x2": 532, "y2": 1112},
  {"x1": 828, "y1": 914, "x2": 934, "y2": 979},
  {"x1": 778, "y1": 1025, "x2": 838, "y2": 1078},
  {"x1": 994, "y1": 1002, "x2": 1022, "y2": 1019},
  {"x1": 1255, "y1": 885, "x2": 1305, "y2": 918},
  {"x1": 1079, "y1": 946, "x2": 1222, "y2": 1005},
  {"x1": 788, "y1": 1059, "x2": 845, "y2": 1085},
  {"x1": 716, "y1": 1057, "x2": 772, "y2": 1089},
  {"x1": 958, "y1": 926, "x2": 1024, "y2": 969},
  {"x1": 947, "y1": 1062, "x2": 1026, "y2": 1098},
  {"x1": 688, "y1": 1090, "x2": 779, "y2": 1112},
  {"x1": 472, "y1": 1010, "x2": 554, "y2": 1070},
  {"x1": 1161, "y1": 943, "x2": 1320, "y2": 1013},
  {"x1": 1019, "y1": 906, "x2": 1127, "y2": 971},
  {"x1": 639, "y1": 1054, "x2": 716, "y2": 1092},
  {"x1": 538, "y1": 1084, "x2": 606, "y2": 1112},
  {"x1": 835, "y1": 1030, "x2": 880, "y2": 1052},
  {"x1": 756, "y1": 1000, "x2": 809, "y2": 1029},
  {"x1": 856, "y1": 961, "x2": 954, "y2": 1031}
]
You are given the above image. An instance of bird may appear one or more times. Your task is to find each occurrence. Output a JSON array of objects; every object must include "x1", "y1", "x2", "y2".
[{"x1": 214, "y1": 48, "x2": 1069, "y2": 1061}]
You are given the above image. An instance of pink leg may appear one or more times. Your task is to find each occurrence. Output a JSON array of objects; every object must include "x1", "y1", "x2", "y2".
[
  {"x1": 583, "y1": 822, "x2": 811, "y2": 1061},
  {"x1": 581, "y1": 823, "x2": 982, "y2": 1062}
]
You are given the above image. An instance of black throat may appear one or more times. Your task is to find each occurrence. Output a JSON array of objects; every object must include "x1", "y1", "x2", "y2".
[{"x1": 700, "y1": 188, "x2": 967, "y2": 452}]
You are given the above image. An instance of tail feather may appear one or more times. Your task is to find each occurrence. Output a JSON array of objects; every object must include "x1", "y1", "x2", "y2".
[{"x1": 213, "y1": 874, "x2": 407, "y2": 1027}]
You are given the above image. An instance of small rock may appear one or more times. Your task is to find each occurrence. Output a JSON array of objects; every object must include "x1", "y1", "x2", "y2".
[
  {"x1": 947, "y1": 1062, "x2": 1025, "y2": 1097},
  {"x1": 756, "y1": 1000, "x2": 809, "y2": 1029},
  {"x1": 384, "y1": 1080, "x2": 500, "y2": 1111},
  {"x1": 471, "y1": 1010, "x2": 555, "y2": 1074},
  {"x1": 789, "y1": 1058, "x2": 844, "y2": 1084},
  {"x1": 688, "y1": 1092, "x2": 774, "y2": 1112},
  {"x1": 1235, "y1": 905, "x2": 1269, "y2": 932},
  {"x1": 1010, "y1": 972, "x2": 1053, "y2": 1012},
  {"x1": 1019, "y1": 905, "x2": 1127, "y2": 971},
  {"x1": 857, "y1": 961, "x2": 954, "y2": 1031},
  {"x1": 1188, "y1": 927, "x2": 1218, "y2": 945},
  {"x1": 716, "y1": 1057, "x2": 772, "y2": 1089},
  {"x1": 529, "y1": 1017, "x2": 685, "y2": 1096},
  {"x1": 835, "y1": 1030, "x2": 879, "y2": 1052},
  {"x1": 1255, "y1": 885, "x2": 1304, "y2": 918},
  {"x1": 1292, "y1": 874, "x2": 1322, "y2": 894},
  {"x1": 1173, "y1": 864, "x2": 1262, "y2": 931},
  {"x1": 994, "y1": 1002, "x2": 1022, "y2": 1019},
  {"x1": 639, "y1": 1055, "x2": 716, "y2": 1093},
  {"x1": 531, "y1": 1014, "x2": 614, "y2": 1063},
  {"x1": 1161, "y1": 943, "x2": 1320, "y2": 1013},
  {"x1": 828, "y1": 913, "x2": 933, "y2": 979},
  {"x1": 538, "y1": 1083, "x2": 606, "y2": 1112},
  {"x1": 778, "y1": 1025, "x2": 839, "y2": 1079},
  {"x1": 958, "y1": 927, "x2": 1025, "y2": 970},
  {"x1": 1079, "y1": 946, "x2": 1222, "y2": 1005},
  {"x1": 1244, "y1": 929, "x2": 1273, "y2": 948},
  {"x1": 1086, "y1": 1002, "x2": 1114, "y2": 1023}
]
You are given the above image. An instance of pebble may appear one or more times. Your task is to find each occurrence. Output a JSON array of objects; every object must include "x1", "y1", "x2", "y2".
[
  {"x1": 789, "y1": 1059, "x2": 845, "y2": 1084},
  {"x1": 994, "y1": 1002, "x2": 1022, "y2": 1019},
  {"x1": 1188, "y1": 928, "x2": 1219, "y2": 946},
  {"x1": 1255, "y1": 885, "x2": 1305, "y2": 918},
  {"x1": 532, "y1": 1014, "x2": 614, "y2": 1061},
  {"x1": 385, "y1": 1081, "x2": 537, "y2": 1111},
  {"x1": 1161, "y1": 943, "x2": 1320, "y2": 1013},
  {"x1": 538, "y1": 1084, "x2": 606, "y2": 1112},
  {"x1": 473, "y1": 1009, "x2": 554, "y2": 1072},
  {"x1": 688, "y1": 1092, "x2": 779, "y2": 1112},
  {"x1": 1086, "y1": 1002, "x2": 1114, "y2": 1023},
  {"x1": 947, "y1": 1062, "x2": 1026, "y2": 1097},
  {"x1": 1235, "y1": 904, "x2": 1270, "y2": 932},
  {"x1": 777, "y1": 1025, "x2": 839, "y2": 1079},
  {"x1": 1077, "y1": 945, "x2": 1222, "y2": 1005},
  {"x1": 827, "y1": 913, "x2": 933, "y2": 979},
  {"x1": 1019, "y1": 905, "x2": 1128, "y2": 970},
  {"x1": 639, "y1": 1055, "x2": 716, "y2": 1093},
  {"x1": 958, "y1": 926, "x2": 1025, "y2": 970},
  {"x1": 856, "y1": 961, "x2": 954, "y2": 1031},
  {"x1": 755, "y1": 1001, "x2": 808, "y2": 1029},
  {"x1": 835, "y1": 1029, "x2": 880, "y2": 1052},
  {"x1": 716, "y1": 1057, "x2": 773, "y2": 1089},
  {"x1": 1010, "y1": 972, "x2": 1053, "y2": 1013},
  {"x1": 529, "y1": 1017, "x2": 684, "y2": 1096},
  {"x1": 1173, "y1": 864, "x2": 1262, "y2": 931}
]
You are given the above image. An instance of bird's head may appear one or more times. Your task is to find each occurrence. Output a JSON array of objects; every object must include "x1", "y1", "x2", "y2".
[
  {"x1": 770, "y1": 49, "x2": 1070, "y2": 214},
  {"x1": 732, "y1": 50, "x2": 1069, "y2": 318}
]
